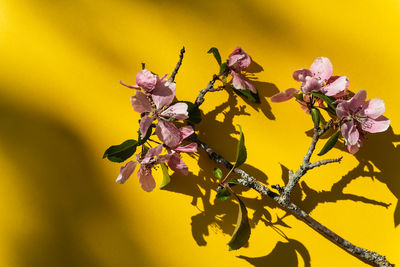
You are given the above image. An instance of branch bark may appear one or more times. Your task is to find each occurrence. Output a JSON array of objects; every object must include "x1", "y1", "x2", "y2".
[{"x1": 192, "y1": 134, "x2": 392, "y2": 267}]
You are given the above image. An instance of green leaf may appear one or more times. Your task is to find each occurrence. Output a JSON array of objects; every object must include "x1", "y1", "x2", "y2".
[
  {"x1": 318, "y1": 130, "x2": 340, "y2": 156},
  {"x1": 207, "y1": 47, "x2": 222, "y2": 66},
  {"x1": 216, "y1": 186, "x2": 231, "y2": 201},
  {"x1": 103, "y1": 139, "x2": 138, "y2": 163},
  {"x1": 234, "y1": 124, "x2": 247, "y2": 168},
  {"x1": 293, "y1": 92, "x2": 304, "y2": 101},
  {"x1": 214, "y1": 168, "x2": 223, "y2": 179},
  {"x1": 311, "y1": 108, "x2": 321, "y2": 128},
  {"x1": 141, "y1": 62, "x2": 146, "y2": 70},
  {"x1": 228, "y1": 195, "x2": 251, "y2": 250},
  {"x1": 310, "y1": 91, "x2": 337, "y2": 114},
  {"x1": 159, "y1": 163, "x2": 171, "y2": 189},
  {"x1": 138, "y1": 123, "x2": 154, "y2": 145},
  {"x1": 220, "y1": 61, "x2": 229, "y2": 75},
  {"x1": 232, "y1": 87, "x2": 260, "y2": 104}
]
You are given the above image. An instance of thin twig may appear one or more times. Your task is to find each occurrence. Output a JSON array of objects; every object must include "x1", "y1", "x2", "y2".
[
  {"x1": 281, "y1": 121, "x2": 341, "y2": 201},
  {"x1": 195, "y1": 74, "x2": 222, "y2": 107},
  {"x1": 169, "y1": 47, "x2": 185, "y2": 83}
]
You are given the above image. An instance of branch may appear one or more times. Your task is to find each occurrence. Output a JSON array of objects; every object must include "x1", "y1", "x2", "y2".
[
  {"x1": 192, "y1": 134, "x2": 392, "y2": 267},
  {"x1": 195, "y1": 74, "x2": 222, "y2": 107},
  {"x1": 280, "y1": 121, "x2": 341, "y2": 201},
  {"x1": 169, "y1": 47, "x2": 185, "y2": 83}
]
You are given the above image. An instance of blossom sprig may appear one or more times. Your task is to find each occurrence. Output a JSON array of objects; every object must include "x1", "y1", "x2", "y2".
[
  {"x1": 207, "y1": 46, "x2": 260, "y2": 103},
  {"x1": 104, "y1": 68, "x2": 199, "y2": 192},
  {"x1": 270, "y1": 57, "x2": 390, "y2": 154}
]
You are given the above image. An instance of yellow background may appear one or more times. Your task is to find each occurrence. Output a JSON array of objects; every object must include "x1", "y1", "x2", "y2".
[{"x1": 0, "y1": 0, "x2": 399, "y2": 266}]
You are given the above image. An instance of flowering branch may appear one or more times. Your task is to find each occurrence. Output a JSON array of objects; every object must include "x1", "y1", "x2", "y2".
[{"x1": 105, "y1": 47, "x2": 393, "y2": 267}]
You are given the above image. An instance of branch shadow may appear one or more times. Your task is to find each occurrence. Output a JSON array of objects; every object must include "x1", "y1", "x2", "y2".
[
  {"x1": 162, "y1": 80, "x2": 310, "y2": 265},
  {"x1": 287, "y1": 127, "x2": 400, "y2": 227}
]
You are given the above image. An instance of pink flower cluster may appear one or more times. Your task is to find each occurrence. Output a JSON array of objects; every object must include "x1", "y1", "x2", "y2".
[
  {"x1": 270, "y1": 57, "x2": 349, "y2": 103},
  {"x1": 118, "y1": 70, "x2": 197, "y2": 192},
  {"x1": 228, "y1": 47, "x2": 257, "y2": 94},
  {"x1": 270, "y1": 57, "x2": 390, "y2": 154}
]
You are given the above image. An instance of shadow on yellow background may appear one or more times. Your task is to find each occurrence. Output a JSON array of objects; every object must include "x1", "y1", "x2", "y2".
[{"x1": 0, "y1": 0, "x2": 399, "y2": 266}]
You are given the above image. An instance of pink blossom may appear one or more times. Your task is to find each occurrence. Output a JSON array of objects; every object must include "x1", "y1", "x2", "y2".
[
  {"x1": 130, "y1": 75, "x2": 188, "y2": 147},
  {"x1": 231, "y1": 71, "x2": 257, "y2": 94},
  {"x1": 270, "y1": 57, "x2": 349, "y2": 103},
  {"x1": 165, "y1": 126, "x2": 198, "y2": 175},
  {"x1": 116, "y1": 145, "x2": 170, "y2": 192},
  {"x1": 336, "y1": 90, "x2": 390, "y2": 154},
  {"x1": 228, "y1": 46, "x2": 251, "y2": 71},
  {"x1": 228, "y1": 47, "x2": 257, "y2": 94},
  {"x1": 295, "y1": 57, "x2": 349, "y2": 96}
]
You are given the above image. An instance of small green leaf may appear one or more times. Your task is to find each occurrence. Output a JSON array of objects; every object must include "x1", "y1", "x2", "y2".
[
  {"x1": 311, "y1": 108, "x2": 321, "y2": 128},
  {"x1": 318, "y1": 130, "x2": 340, "y2": 156},
  {"x1": 319, "y1": 111, "x2": 327, "y2": 129},
  {"x1": 214, "y1": 168, "x2": 223, "y2": 179},
  {"x1": 310, "y1": 91, "x2": 337, "y2": 114},
  {"x1": 138, "y1": 124, "x2": 154, "y2": 145},
  {"x1": 141, "y1": 63, "x2": 146, "y2": 70},
  {"x1": 207, "y1": 47, "x2": 222, "y2": 66},
  {"x1": 234, "y1": 124, "x2": 247, "y2": 168},
  {"x1": 228, "y1": 195, "x2": 251, "y2": 250},
  {"x1": 220, "y1": 61, "x2": 229, "y2": 75},
  {"x1": 103, "y1": 139, "x2": 138, "y2": 163},
  {"x1": 293, "y1": 92, "x2": 304, "y2": 101},
  {"x1": 232, "y1": 87, "x2": 260, "y2": 103},
  {"x1": 216, "y1": 186, "x2": 231, "y2": 201},
  {"x1": 159, "y1": 163, "x2": 171, "y2": 189}
]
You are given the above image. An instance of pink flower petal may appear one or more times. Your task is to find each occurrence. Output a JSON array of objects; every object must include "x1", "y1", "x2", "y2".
[
  {"x1": 161, "y1": 102, "x2": 189, "y2": 120},
  {"x1": 362, "y1": 98, "x2": 385, "y2": 119},
  {"x1": 138, "y1": 166, "x2": 156, "y2": 192},
  {"x1": 228, "y1": 46, "x2": 251, "y2": 70},
  {"x1": 116, "y1": 161, "x2": 138, "y2": 184},
  {"x1": 141, "y1": 144, "x2": 163, "y2": 164},
  {"x1": 302, "y1": 76, "x2": 321, "y2": 93},
  {"x1": 348, "y1": 90, "x2": 367, "y2": 111},
  {"x1": 179, "y1": 126, "x2": 194, "y2": 140},
  {"x1": 139, "y1": 115, "x2": 154, "y2": 137},
  {"x1": 131, "y1": 91, "x2": 153, "y2": 113},
  {"x1": 347, "y1": 144, "x2": 360, "y2": 154},
  {"x1": 155, "y1": 120, "x2": 181, "y2": 148},
  {"x1": 292, "y1": 69, "x2": 313, "y2": 82},
  {"x1": 361, "y1": 115, "x2": 390, "y2": 133},
  {"x1": 310, "y1": 57, "x2": 333, "y2": 81},
  {"x1": 270, "y1": 88, "x2": 299, "y2": 102},
  {"x1": 175, "y1": 143, "x2": 198, "y2": 153},
  {"x1": 336, "y1": 101, "x2": 350, "y2": 119},
  {"x1": 322, "y1": 76, "x2": 349, "y2": 96},
  {"x1": 231, "y1": 71, "x2": 257, "y2": 93},
  {"x1": 135, "y1": 69, "x2": 158, "y2": 92},
  {"x1": 341, "y1": 121, "x2": 360, "y2": 146},
  {"x1": 167, "y1": 153, "x2": 189, "y2": 175},
  {"x1": 151, "y1": 81, "x2": 176, "y2": 110}
]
